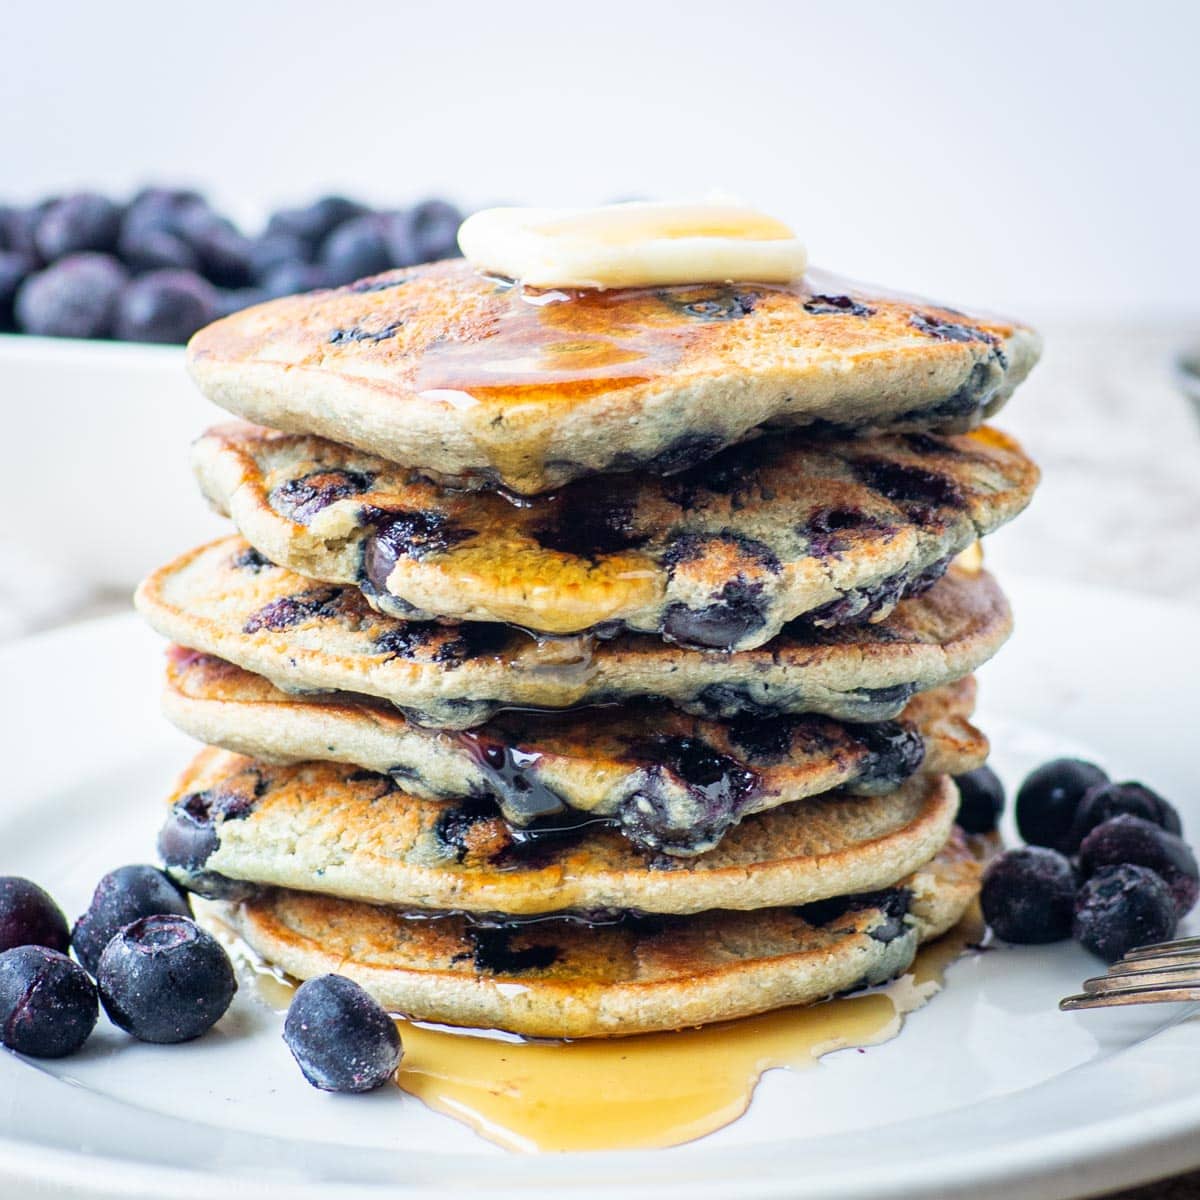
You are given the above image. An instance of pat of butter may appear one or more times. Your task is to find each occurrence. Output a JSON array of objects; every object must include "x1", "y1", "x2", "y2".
[{"x1": 457, "y1": 201, "x2": 807, "y2": 290}]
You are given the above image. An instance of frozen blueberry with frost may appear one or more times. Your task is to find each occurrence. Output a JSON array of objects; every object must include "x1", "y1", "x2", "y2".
[
  {"x1": 980, "y1": 846, "x2": 1076, "y2": 944},
  {"x1": 115, "y1": 269, "x2": 219, "y2": 343},
  {"x1": 1066, "y1": 781, "x2": 1182, "y2": 851},
  {"x1": 0, "y1": 946, "x2": 98, "y2": 1057},
  {"x1": 15, "y1": 252, "x2": 126, "y2": 338},
  {"x1": 283, "y1": 974, "x2": 403, "y2": 1092},
  {"x1": 0, "y1": 877, "x2": 70, "y2": 954},
  {"x1": 72, "y1": 864, "x2": 192, "y2": 975},
  {"x1": 1015, "y1": 758, "x2": 1109, "y2": 851},
  {"x1": 34, "y1": 192, "x2": 121, "y2": 260},
  {"x1": 96, "y1": 914, "x2": 235, "y2": 1043},
  {"x1": 1078, "y1": 814, "x2": 1198, "y2": 917},
  {"x1": 952, "y1": 765, "x2": 1005, "y2": 834},
  {"x1": 1073, "y1": 864, "x2": 1177, "y2": 963}
]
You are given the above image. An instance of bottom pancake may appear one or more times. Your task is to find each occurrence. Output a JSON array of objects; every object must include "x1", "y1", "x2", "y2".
[{"x1": 217, "y1": 832, "x2": 981, "y2": 1038}]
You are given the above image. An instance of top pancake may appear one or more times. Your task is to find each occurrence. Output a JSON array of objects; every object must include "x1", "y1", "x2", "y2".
[
  {"x1": 186, "y1": 259, "x2": 1041, "y2": 494},
  {"x1": 194, "y1": 422, "x2": 1036, "y2": 649}
]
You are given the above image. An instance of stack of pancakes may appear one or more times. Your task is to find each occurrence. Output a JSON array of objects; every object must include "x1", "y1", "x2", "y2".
[{"x1": 135, "y1": 261, "x2": 1040, "y2": 1037}]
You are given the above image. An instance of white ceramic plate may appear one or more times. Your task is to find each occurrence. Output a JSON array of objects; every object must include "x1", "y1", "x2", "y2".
[{"x1": 1, "y1": 577, "x2": 1198, "y2": 1200}]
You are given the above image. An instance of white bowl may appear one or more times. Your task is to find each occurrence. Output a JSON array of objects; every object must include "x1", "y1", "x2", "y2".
[{"x1": 0, "y1": 332, "x2": 229, "y2": 593}]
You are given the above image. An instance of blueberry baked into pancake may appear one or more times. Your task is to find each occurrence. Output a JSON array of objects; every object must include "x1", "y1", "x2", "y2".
[
  {"x1": 162, "y1": 650, "x2": 986, "y2": 854},
  {"x1": 131, "y1": 201, "x2": 1042, "y2": 1063},
  {"x1": 193, "y1": 421, "x2": 1036, "y2": 648}
]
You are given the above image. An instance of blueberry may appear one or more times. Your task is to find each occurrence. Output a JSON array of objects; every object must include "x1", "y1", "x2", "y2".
[
  {"x1": 118, "y1": 226, "x2": 200, "y2": 274},
  {"x1": 266, "y1": 196, "x2": 369, "y2": 252},
  {"x1": 34, "y1": 192, "x2": 121, "y2": 260},
  {"x1": 980, "y1": 846, "x2": 1076, "y2": 944},
  {"x1": 0, "y1": 251, "x2": 36, "y2": 330},
  {"x1": 71, "y1": 864, "x2": 192, "y2": 975},
  {"x1": 1, "y1": 202, "x2": 52, "y2": 261},
  {"x1": 96, "y1": 914, "x2": 235, "y2": 1043},
  {"x1": 179, "y1": 213, "x2": 254, "y2": 288},
  {"x1": 319, "y1": 214, "x2": 393, "y2": 286},
  {"x1": 953, "y1": 765, "x2": 1005, "y2": 834},
  {"x1": 15, "y1": 252, "x2": 127, "y2": 338},
  {"x1": 114, "y1": 269, "x2": 219, "y2": 343},
  {"x1": 1073, "y1": 864, "x2": 1177, "y2": 963},
  {"x1": 0, "y1": 946, "x2": 97, "y2": 1058},
  {"x1": 1066, "y1": 781, "x2": 1182, "y2": 851},
  {"x1": 1015, "y1": 758, "x2": 1109, "y2": 851},
  {"x1": 247, "y1": 231, "x2": 308, "y2": 283},
  {"x1": 214, "y1": 287, "x2": 269, "y2": 319},
  {"x1": 122, "y1": 187, "x2": 204, "y2": 237},
  {"x1": 1078, "y1": 814, "x2": 1199, "y2": 917},
  {"x1": 408, "y1": 198, "x2": 463, "y2": 262},
  {"x1": 283, "y1": 974, "x2": 402, "y2": 1092},
  {"x1": 0, "y1": 877, "x2": 70, "y2": 954},
  {"x1": 262, "y1": 261, "x2": 331, "y2": 298}
]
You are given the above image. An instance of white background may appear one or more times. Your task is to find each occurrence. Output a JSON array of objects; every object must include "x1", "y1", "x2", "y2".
[{"x1": 4, "y1": 0, "x2": 1198, "y2": 319}]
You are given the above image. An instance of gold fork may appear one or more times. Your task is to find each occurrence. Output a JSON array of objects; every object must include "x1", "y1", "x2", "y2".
[{"x1": 1061, "y1": 936, "x2": 1200, "y2": 1010}]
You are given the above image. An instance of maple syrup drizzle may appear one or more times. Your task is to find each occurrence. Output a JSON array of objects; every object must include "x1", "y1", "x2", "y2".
[{"x1": 222, "y1": 910, "x2": 982, "y2": 1153}]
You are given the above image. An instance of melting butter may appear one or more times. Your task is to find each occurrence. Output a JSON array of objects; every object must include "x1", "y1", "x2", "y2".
[{"x1": 457, "y1": 201, "x2": 808, "y2": 290}]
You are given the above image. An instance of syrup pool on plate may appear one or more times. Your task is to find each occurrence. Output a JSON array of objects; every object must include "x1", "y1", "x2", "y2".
[{"x1": 219, "y1": 911, "x2": 982, "y2": 1153}]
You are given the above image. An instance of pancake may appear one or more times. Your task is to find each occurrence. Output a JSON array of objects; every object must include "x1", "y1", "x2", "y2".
[
  {"x1": 214, "y1": 831, "x2": 982, "y2": 1037},
  {"x1": 186, "y1": 259, "x2": 1040, "y2": 495},
  {"x1": 135, "y1": 537, "x2": 1012, "y2": 729},
  {"x1": 163, "y1": 651, "x2": 987, "y2": 854},
  {"x1": 194, "y1": 421, "x2": 1036, "y2": 649},
  {"x1": 159, "y1": 748, "x2": 959, "y2": 916}
]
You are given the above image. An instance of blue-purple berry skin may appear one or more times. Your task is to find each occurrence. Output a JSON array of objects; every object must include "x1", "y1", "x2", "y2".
[
  {"x1": 34, "y1": 193, "x2": 122, "y2": 260},
  {"x1": 981, "y1": 846, "x2": 1076, "y2": 944},
  {"x1": 262, "y1": 261, "x2": 332, "y2": 299},
  {"x1": 248, "y1": 231, "x2": 308, "y2": 283},
  {"x1": 15, "y1": 252, "x2": 127, "y2": 338},
  {"x1": 0, "y1": 946, "x2": 98, "y2": 1058},
  {"x1": 118, "y1": 226, "x2": 200, "y2": 274},
  {"x1": 1078, "y1": 814, "x2": 1199, "y2": 917},
  {"x1": 96, "y1": 914, "x2": 235, "y2": 1043},
  {"x1": 0, "y1": 251, "x2": 36, "y2": 328},
  {"x1": 114, "y1": 269, "x2": 218, "y2": 343},
  {"x1": 71, "y1": 864, "x2": 192, "y2": 975},
  {"x1": 1073, "y1": 864, "x2": 1177, "y2": 963},
  {"x1": 0, "y1": 877, "x2": 70, "y2": 954},
  {"x1": 409, "y1": 198, "x2": 463, "y2": 262},
  {"x1": 266, "y1": 196, "x2": 369, "y2": 252},
  {"x1": 1015, "y1": 758, "x2": 1109, "y2": 852},
  {"x1": 953, "y1": 765, "x2": 1005, "y2": 834},
  {"x1": 283, "y1": 974, "x2": 402, "y2": 1093},
  {"x1": 1066, "y1": 781, "x2": 1182, "y2": 852},
  {"x1": 319, "y1": 215, "x2": 393, "y2": 287}
]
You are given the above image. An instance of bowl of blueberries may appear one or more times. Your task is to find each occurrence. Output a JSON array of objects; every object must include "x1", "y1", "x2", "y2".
[{"x1": 0, "y1": 188, "x2": 466, "y2": 596}]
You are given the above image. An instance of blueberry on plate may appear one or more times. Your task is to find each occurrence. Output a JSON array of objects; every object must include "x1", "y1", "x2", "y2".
[
  {"x1": 1078, "y1": 814, "x2": 1199, "y2": 917},
  {"x1": 262, "y1": 261, "x2": 332, "y2": 299},
  {"x1": 980, "y1": 846, "x2": 1076, "y2": 944},
  {"x1": 266, "y1": 196, "x2": 369, "y2": 252},
  {"x1": 15, "y1": 252, "x2": 127, "y2": 338},
  {"x1": 0, "y1": 946, "x2": 98, "y2": 1057},
  {"x1": 118, "y1": 225, "x2": 200, "y2": 274},
  {"x1": 283, "y1": 974, "x2": 402, "y2": 1093},
  {"x1": 1066, "y1": 781, "x2": 1182, "y2": 851},
  {"x1": 96, "y1": 914, "x2": 235, "y2": 1043},
  {"x1": 72, "y1": 864, "x2": 192, "y2": 975},
  {"x1": 247, "y1": 231, "x2": 308, "y2": 283},
  {"x1": 1073, "y1": 864, "x2": 1177, "y2": 963},
  {"x1": 952, "y1": 765, "x2": 1005, "y2": 834},
  {"x1": 114, "y1": 269, "x2": 219, "y2": 344},
  {"x1": 0, "y1": 877, "x2": 70, "y2": 954},
  {"x1": 34, "y1": 192, "x2": 122, "y2": 261},
  {"x1": 409, "y1": 198, "x2": 463, "y2": 262},
  {"x1": 1015, "y1": 758, "x2": 1109, "y2": 851}
]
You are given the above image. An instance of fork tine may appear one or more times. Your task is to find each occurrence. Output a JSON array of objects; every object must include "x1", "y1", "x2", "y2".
[
  {"x1": 1104, "y1": 949, "x2": 1200, "y2": 971},
  {"x1": 1083, "y1": 962, "x2": 1200, "y2": 993},
  {"x1": 1120, "y1": 938, "x2": 1200, "y2": 964},
  {"x1": 1061, "y1": 982, "x2": 1200, "y2": 1010}
]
